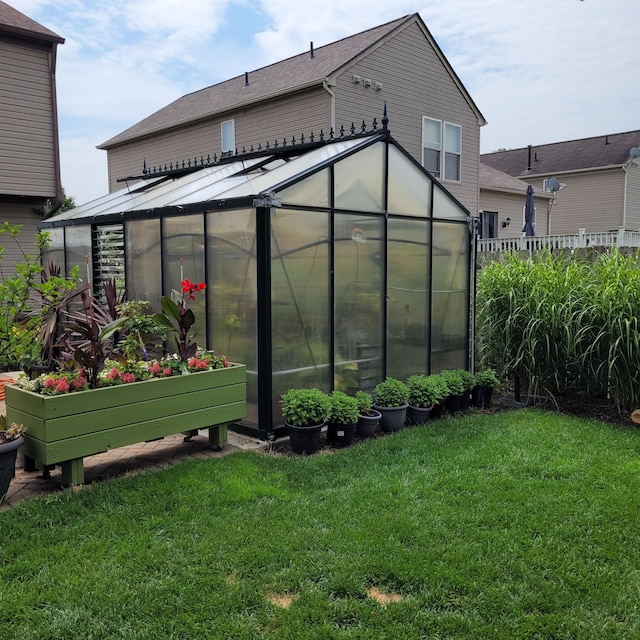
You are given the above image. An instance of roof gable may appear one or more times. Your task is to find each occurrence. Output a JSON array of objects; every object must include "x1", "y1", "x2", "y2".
[
  {"x1": 0, "y1": 1, "x2": 63, "y2": 43},
  {"x1": 481, "y1": 130, "x2": 640, "y2": 178}
]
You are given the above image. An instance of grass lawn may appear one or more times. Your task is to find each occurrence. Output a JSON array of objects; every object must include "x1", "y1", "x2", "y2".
[{"x1": 2, "y1": 408, "x2": 640, "y2": 639}]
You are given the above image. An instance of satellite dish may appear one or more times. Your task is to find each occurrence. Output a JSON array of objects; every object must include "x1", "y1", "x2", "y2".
[
  {"x1": 545, "y1": 177, "x2": 566, "y2": 194},
  {"x1": 630, "y1": 147, "x2": 640, "y2": 159}
]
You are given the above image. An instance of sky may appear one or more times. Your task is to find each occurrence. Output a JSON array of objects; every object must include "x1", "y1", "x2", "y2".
[{"x1": 8, "y1": 0, "x2": 639, "y2": 205}]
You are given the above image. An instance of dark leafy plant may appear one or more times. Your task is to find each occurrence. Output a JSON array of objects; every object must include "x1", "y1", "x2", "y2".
[
  {"x1": 407, "y1": 374, "x2": 448, "y2": 408},
  {"x1": 355, "y1": 390, "x2": 374, "y2": 415},
  {"x1": 328, "y1": 391, "x2": 359, "y2": 426},
  {"x1": 373, "y1": 377, "x2": 410, "y2": 408},
  {"x1": 439, "y1": 370, "x2": 465, "y2": 395},
  {"x1": 474, "y1": 369, "x2": 501, "y2": 389},
  {"x1": 281, "y1": 388, "x2": 330, "y2": 427}
]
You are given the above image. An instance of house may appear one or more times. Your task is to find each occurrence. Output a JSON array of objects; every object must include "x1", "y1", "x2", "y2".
[
  {"x1": 0, "y1": 1, "x2": 64, "y2": 266},
  {"x1": 98, "y1": 13, "x2": 486, "y2": 216},
  {"x1": 481, "y1": 130, "x2": 640, "y2": 236},
  {"x1": 478, "y1": 162, "x2": 553, "y2": 238}
]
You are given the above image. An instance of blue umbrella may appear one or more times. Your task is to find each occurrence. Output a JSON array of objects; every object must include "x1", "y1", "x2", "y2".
[{"x1": 523, "y1": 184, "x2": 535, "y2": 236}]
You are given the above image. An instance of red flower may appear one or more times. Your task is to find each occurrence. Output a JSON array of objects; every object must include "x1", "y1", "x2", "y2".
[
  {"x1": 106, "y1": 367, "x2": 120, "y2": 380},
  {"x1": 55, "y1": 378, "x2": 69, "y2": 393},
  {"x1": 181, "y1": 278, "x2": 207, "y2": 301},
  {"x1": 121, "y1": 372, "x2": 136, "y2": 384},
  {"x1": 149, "y1": 362, "x2": 161, "y2": 375},
  {"x1": 44, "y1": 376, "x2": 56, "y2": 389},
  {"x1": 222, "y1": 356, "x2": 229, "y2": 368},
  {"x1": 163, "y1": 367, "x2": 173, "y2": 376}
]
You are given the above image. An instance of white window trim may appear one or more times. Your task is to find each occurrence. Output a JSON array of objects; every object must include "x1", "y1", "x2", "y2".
[
  {"x1": 421, "y1": 117, "x2": 461, "y2": 183},
  {"x1": 221, "y1": 119, "x2": 235, "y2": 154}
]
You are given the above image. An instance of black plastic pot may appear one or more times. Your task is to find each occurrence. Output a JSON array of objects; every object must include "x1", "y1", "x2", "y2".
[
  {"x1": 445, "y1": 393, "x2": 465, "y2": 414},
  {"x1": 356, "y1": 410, "x2": 381, "y2": 437},
  {"x1": 430, "y1": 401, "x2": 446, "y2": 420},
  {"x1": 0, "y1": 435, "x2": 24, "y2": 503},
  {"x1": 372, "y1": 404, "x2": 408, "y2": 432},
  {"x1": 327, "y1": 422, "x2": 356, "y2": 448},
  {"x1": 286, "y1": 422, "x2": 324, "y2": 455},
  {"x1": 471, "y1": 385, "x2": 494, "y2": 409},
  {"x1": 406, "y1": 405, "x2": 432, "y2": 425}
]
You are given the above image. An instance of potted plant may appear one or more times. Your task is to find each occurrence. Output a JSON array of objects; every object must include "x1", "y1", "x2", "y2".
[
  {"x1": 327, "y1": 391, "x2": 359, "y2": 448},
  {"x1": 439, "y1": 369, "x2": 466, "y2": 414},
  {"x1": 355, "y1": 390, "x2": 381, "y2": 437},
  {"x1": 406, "y1": 374, "x2": 448, "y2": 425},
  {"x1": 457, "y1": 369, "x2": 476, "y2": 410},
  {"x1": 372, "y1": 377, "x2": 410, "y2": 432},
  {"x1": 0, "y1": 417, "x2": 27, "y2": 504},
  {"x1": 472, "y1": 368, "x2": 501, "y2": 408},
  {"x1": 280, "y1": 388, "x2": 330, "y2": 454}
]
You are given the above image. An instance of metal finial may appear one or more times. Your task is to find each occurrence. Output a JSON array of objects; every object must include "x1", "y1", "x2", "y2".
[{"x1": 382, "y1": 102, "x2": 389, "y2": 130}]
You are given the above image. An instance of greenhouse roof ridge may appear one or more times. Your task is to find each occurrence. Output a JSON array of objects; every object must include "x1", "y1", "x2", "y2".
[{"x1": 119, "y1": 112, "x2": 390, "y2": 184}]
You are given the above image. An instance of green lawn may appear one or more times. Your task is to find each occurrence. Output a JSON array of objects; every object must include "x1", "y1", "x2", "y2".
[{"x1": 2, "y1": 408, "x2": 640, "y2": 639}]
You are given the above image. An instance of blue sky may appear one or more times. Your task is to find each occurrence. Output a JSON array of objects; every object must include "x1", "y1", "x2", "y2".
[{"x1": 9, "y1": 0, "x2": 639, "y2": 205}]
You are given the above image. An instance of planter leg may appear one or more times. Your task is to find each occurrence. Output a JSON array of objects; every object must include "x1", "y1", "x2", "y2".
[
  {"x1": 24, "y1": 455, "x2": 37, "y2": 473},
  {"x1": 61, "y1": 458, "x2": 85, "y2": 486},
  {"x1": 208, "y1": 424, "x2": 228, "y2": 450}
]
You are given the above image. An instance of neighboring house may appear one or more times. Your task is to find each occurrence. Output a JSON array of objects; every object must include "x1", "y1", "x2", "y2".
[
  {"x1": 98, "y1": 13, "x2": 486, "y2": 216},
  {"x1": 481, "y1": 130, "x2": 640, "y2": 236},
  {"x1": 0, "y1": 1, "x2": 64, "y2": 266},
  {"x1": 478, "y1": 162, "x2": 553, "y2": 238}
]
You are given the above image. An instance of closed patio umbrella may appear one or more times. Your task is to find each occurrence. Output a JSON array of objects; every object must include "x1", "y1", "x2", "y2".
[{"x1": 522, "y1": 184, "x2": 535, "y2": 236}]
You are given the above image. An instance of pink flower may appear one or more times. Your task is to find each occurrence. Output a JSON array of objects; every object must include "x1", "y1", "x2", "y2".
[
  {"x1": 44, "y1": 376, "x2": 56, "y2": 389},
  {"x1": 149, "y1": 362, "x2": 161, "y2": 375},
  {"x1": 121, "y1": 372, "x2": 136, "y2": 384},
  {"x1": 163, "y1": 367, "x2": 172, "y2": 376},
  {"x1": 222, "y1": 356, "x2": 229, "y2": 368},
  {"x1": 106, "y1": 367, "x2": 120, "y2": 380},
  {"x1": 71, "y1": 378, "x2": 85, "y2": 390},
  {"x1": 55, "y1": 378, "x2": 69, "y2": 393}
]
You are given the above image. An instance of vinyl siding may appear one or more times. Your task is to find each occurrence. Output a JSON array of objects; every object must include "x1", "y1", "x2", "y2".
[
  {"x1": 0, "y1": 40, "x2": 57, "y2": 197},
  {"x1": 526, "y1": 169, "x2": 624, "y2": 234},
  {"x1": 107, "y1": 89, "x2": 330, "y2": 192},
  {"x1": 0, "y1": 201, "x2": 42, "y2": 272},
  {"x1": 480, "y1": 191, "x2": 550, "y2": 237},
  {"x1": 624, "y1": 164, "x2": 640, "y2": 230},
  {"x1": 333, "y1": 21, "x2": 481, "y2": 213}
]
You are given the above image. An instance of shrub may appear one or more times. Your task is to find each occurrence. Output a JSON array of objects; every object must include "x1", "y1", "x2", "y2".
[
  {"x1": 474, "y1": 369, "x2": 501, "y2": 389},
  {"x1": 328, "y1": 391, "x2": 359, "y2": 426},
  {"x1": 406, "y1": 374, "x2": 448, "y2": 408},
  {"x1": 281, "y1": 388, "x2": 330, "y2": 427},
  {"x1": 439, "y1": 370, "x2": 465, "y2": 395},
  {"x1": 373, "y1": 377, "x2": 410, "y2": 407}
]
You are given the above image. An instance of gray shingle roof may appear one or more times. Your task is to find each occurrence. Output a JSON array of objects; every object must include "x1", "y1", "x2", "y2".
[
  {"x1": 0, "y1": 1, "x2": 64, "y2": 43},
  {"x1": 100, "y1": 15, "x2": 413, "y2": 149},
  {"x1": 481, "y1": 130, "x2": 640, "y2": 178}
]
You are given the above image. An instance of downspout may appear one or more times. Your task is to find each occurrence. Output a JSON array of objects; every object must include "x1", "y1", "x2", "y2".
[
  {"x1": 50, "y1": 43, "x2": 63, "y2": 205},
  {"x1": 323, "y1": 79, "x2": 336, "y2": 133},
  {"x1": 622, "y1": 164, "x2": 629, "y2": 230}
]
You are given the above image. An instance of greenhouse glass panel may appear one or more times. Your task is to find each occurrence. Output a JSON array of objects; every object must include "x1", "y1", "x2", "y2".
[
  {"x1": 431, "y1": 221, "x2": 469, "y2": 371},
  {"x1": 207, "y1": 209, "x2": 258, "y2": 425},
  {"x1": 271, "y1": 208, "x2": 330, "y2": 422},
  {"x1": 162, "y1": 214, "x2": 207, "y2": 349},
  {"x1": 125, "y1": 219, "x2": 162, "y2": 312},
  {"x1": 277, "y1": 168, "x2": 329, "y2": 208},
  {"x1": 65, "y1": 226, "x2": 92, "y2": 296},
  {"x1": 41, "y1": 227, "x2": 65, "y2": 275},
  {"x1": 386, "y1": 218, "x2": 430, "y2": 379},
  {"x1": 387, "y1": 145, "x2": 432, "y2": 217},
  {"x1": 334, "y1": 142, "x2": 384, "y2": 212},
  {"x1": 334, "y1": 213, "x2": 384, "y2": 395},
  {"x1": 433, "y1": 185, "x2": 469, "y2": 221}
]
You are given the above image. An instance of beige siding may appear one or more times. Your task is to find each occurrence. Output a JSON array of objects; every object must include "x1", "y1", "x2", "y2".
[
  {"x1": 479, "y1": 191, "x2": 550, "y2": 237},
  {"x1": 624, "y1": 164, "x2": 640, "y2": 230},
  {"x1": 0, "y1": 40, "x2": 57, "y2": 197},
  {"x1": 526, "y1": 169, "x2": 624, "y2": 234},
  {"x1": 333, "y1": 21, "x2": 481, "y2": 214},
  {"x1": 107, "y1": 89, "x2": 330, "y2": 192},
  {"x1": 0, "y1": 201, "x2": 42, "y2": 272}
]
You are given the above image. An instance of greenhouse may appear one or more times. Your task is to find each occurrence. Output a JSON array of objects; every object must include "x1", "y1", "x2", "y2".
[{"x1": 40, "y1": 123, "x2": 472, "y2": 439}]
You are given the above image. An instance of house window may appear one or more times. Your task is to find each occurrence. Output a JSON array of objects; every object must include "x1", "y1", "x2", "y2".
[
  {"x1": 221, "y1": 119, "x2": 235, "y2": 154},
  {"x1": 479, "y1": 211, "x2": 498, "y2": 239},
  {"x1": 422, "y1": 117, "x2": 461, "y2": 181}
]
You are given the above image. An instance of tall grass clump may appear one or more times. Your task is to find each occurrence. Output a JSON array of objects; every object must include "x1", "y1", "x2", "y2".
[{"x1": 476, "y1": 248, "x2": 640, "y2": 412}]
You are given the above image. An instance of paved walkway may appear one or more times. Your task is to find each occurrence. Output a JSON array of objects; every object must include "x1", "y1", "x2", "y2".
[{"x1": 2, "y1": 417, "x2": 267, "y2": 512}]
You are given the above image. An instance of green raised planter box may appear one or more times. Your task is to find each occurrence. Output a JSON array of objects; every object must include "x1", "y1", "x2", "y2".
[{"x1": 6, "y1": 364, "x2": 246, "y2": 486}]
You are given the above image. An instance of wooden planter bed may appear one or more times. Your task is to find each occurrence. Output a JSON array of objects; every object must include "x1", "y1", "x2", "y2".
[{"x1": 5, "y1": 364, "x2": 246, "y2": 485}]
